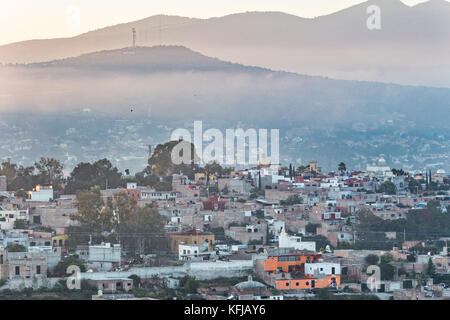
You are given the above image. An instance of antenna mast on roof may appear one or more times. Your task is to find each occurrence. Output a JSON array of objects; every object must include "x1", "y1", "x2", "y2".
[{"x1": 132, "y1": 28, "x2": 136, "y2": 48}]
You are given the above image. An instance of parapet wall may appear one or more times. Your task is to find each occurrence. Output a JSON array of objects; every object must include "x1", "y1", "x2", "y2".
[{"x1": 80, "y1": 260, "x2": 254, "y2": 281}]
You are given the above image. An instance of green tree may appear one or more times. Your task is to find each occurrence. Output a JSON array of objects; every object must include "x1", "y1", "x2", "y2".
[
  {"x1": 305, "y1": 223, "x2": 320, "y2": 234},
  {"x1": 34, "y1": 157, "x2": 65, "y2": 191},
  {"x1": 338, "y1": 162, "x2": 346, "y2": 173},
  {"x1": 52, "y1": 255, "x2": 86, "y2": 277},
  {"x1": 65, "y1": 159, "x2": 123, "y2": 194},
  {"x1": 380, "y1": 262, "x2": 396, "y2": 281},
  {"x1": 408, "y1": 179, "x2": 422, "y2": 194},
  {"x1": 365, "y1": 254, "x2": 379, "y2": 266},
  {"x1": 378, "y1": 181, "x2": 397, "y2": 195},
  {"x1": 222, "y1": 185, "x2": 229, "y2": 195},
  {"x1": 114, "y1": 194, "x2": 166, "y2": 255},
  {"x1": 67, "y1": 187, "x2": 115, "y2": 247},
  {"x1": 147, "y1": 140, "x2": 200, "y2": 179},
  {"x1": 128, "y1": 275, "x2": 141, "y2": 288},
  {"x1": 317, "y1": 287, "x2": 332, "y2": 300},
  {"x1": 180, "y1": 276, "x2": 200, "y2": 294},
  {"x1": 6, "y1": 244, "x2": 26, "y2": 252},
  {"x1": 280, "y1": 194, "x2": 303, "y2": 206},
  {"x1": 427, "y1": 257, "x2": 436, "y2": 278},
  {"x1": 13, "y1": 220, "x2": 29, "y2": 229}
]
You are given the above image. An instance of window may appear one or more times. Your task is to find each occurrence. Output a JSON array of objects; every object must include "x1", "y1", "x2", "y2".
[
  {"x1": 36, "y1": 265, "x2": 41, "y2": 274},
  {"x1": 15, "y1": 266, "x2": 20, "y2": 275}
]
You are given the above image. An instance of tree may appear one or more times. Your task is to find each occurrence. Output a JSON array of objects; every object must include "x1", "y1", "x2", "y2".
[
  {"x1": 204, "y1": 161, "x2": 226, "y2": 178},
  {"x1": 338, "y1": 162, "x2": 346, "y2": 174},
  {"x1": 392, "y1": 168, "x2": 407, "y2": 176},
  {"x1": 128, "y1": 274, "x2": 141, "y2": 288},
  {"x1": 379, "y1": 253, "x2": 396, "y2": 280},
  {"x1": 2, "y1": 163, "x2": 36, "y2": 192},
  {"x1": 114, "y1": 194, "x2": 166, "y2": 256},
  {"x1": 380, "y1": 253, "x2": 393, "y2": 264},
  {"x1": 180, "y1": 276, "x2": 200, "y2": 294},
  {"x1": 52, "y1": 255, "x2": 86, "y2": 277},
  {"x1": 14, "y1": 220, "x2": 28, "y2": 229},
  {"x1": 280, "y1": 194, "x2": 303, "y2": 206},
  {"x1": 6, "y1": 244, "x2": 26, "y2": 252},
  {"x1": 305, "y1": 223, "x2": 320, "y2": 234},
  {"x1": 380, "y1": 262, "x2": 396, "y2": 281},
  {"x1": 365, "y1": 254, "x2": 380, "y2": 266},
  {"x1": 34, "y1": 157, "x2": 64, "y2": 191},
  {"x1": 427, "y1": 257, "x2": 436, "y2": 278},
  {"x1": 317, "y1": 287, "x2": 332, "y2": 300},
  {"x1": 408, "y1": 179, "x2": 422, "y2": 194},
  {"x1": 378, "y1": 181, "x2": 397, "y2": 195},
  {"x1": 67, "y1": 187, "x2": 114, "y2": 247},
  {"x1": 147, "y1": 140, "x2": 200, "y2": 179},
  {"x1": 222, "y1": 185, "x2": 229, "y2": 195},
  {"x1": 258, "y1": 170, "x2": 262, "y2": 190},
  {"x1": 72, "y1": 187, "x2": 112, "y2": 231},
  {"x1": 65, "y1": 159, "x2": 123, "y2": 194}
]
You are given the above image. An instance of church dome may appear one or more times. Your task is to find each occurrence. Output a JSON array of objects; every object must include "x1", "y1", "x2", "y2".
[{"x1": 235, "y1": 276, "x2": 266, "y2": 290}]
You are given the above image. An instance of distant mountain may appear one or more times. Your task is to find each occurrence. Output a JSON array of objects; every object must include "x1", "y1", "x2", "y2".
[
  {"x1": 0, "y1": 0, "x2": 449, "y2": 87},
  {"x1": 1, "y1": 45, "x2": 449, "y2": 126},
  {"x1": 0, "y1": 45, "x2": 449, "y2": 173}
]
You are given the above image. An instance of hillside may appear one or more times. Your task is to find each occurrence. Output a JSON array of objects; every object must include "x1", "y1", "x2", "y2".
[{"x1": 0, "y1": 0, "x2": 449, "y2": 87}]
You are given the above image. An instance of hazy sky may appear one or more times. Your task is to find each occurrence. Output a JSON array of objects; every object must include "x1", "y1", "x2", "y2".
[{"x1": 0, "y1": 0, "x2": 431, "y2": 45}]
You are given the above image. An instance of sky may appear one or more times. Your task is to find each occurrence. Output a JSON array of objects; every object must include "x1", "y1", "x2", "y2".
[{"x1": 0, "y1": 0, "x2": 431, "y2": 46}]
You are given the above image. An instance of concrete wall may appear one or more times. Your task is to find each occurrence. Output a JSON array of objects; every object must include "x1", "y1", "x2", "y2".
[
  {"x1": 8, "y1": 276, "x2": 61, "y2": 290},
  {"x1": 81, "y1": 260, "x2": 254, "y2": 281}
]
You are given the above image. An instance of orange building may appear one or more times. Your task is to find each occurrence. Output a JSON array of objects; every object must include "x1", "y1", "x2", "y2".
[{"x1": 261, "y1": 248, "x2": 341, "y2": 291}]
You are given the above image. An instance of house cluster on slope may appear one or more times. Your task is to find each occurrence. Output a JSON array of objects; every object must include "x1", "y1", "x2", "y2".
[{"x1": 0, "y1": 158, "x2": 449, "y2": 300}]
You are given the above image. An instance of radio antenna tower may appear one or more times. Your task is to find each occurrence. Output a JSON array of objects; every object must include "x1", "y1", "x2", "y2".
[{"x1": 132, "y1": 28, "x2": 136, "y2": 48}]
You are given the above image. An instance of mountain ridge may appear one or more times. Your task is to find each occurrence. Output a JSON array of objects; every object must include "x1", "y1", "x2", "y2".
[{"x1": 1, "y1": 0, "x2": 449, "y2": 87}]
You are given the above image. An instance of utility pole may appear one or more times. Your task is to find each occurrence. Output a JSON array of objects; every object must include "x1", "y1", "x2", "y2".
[
  {"x1": 404, "y1": 229, "x2": 406, "y2": 242},
  {"x1": 159, "y1": 15, "x2": 162, "y2": 45}
]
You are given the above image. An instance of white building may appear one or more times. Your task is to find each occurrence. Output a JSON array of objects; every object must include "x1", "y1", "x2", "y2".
[
  {"x1": 27, "y1": 185, "x2": 53, "y2": 202},
  {"x1": 304, "y1": 262, "x2": 341, "y2": 277},
  {"x1": 141, "y1": 190, "x2": 179, "y2": 200},
  {"x1": 0, "y1": 209, "x2": 29, "y2": 230},
  {"x1": 126, "y1": 182, "x2": 137, "y2": 189},
  {"x1": 88, "y1": 243, "x2": 121, "y2": 272},
  {"x1": 268, "y1": 220, "x2": 285, "y2": 239},
  {"x1": 178, "y1": 243, "x2": 213, "y2": 261},
  {"x1": 278, "y1": 228, "x2": 316, "y2": 252}
]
